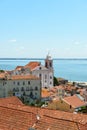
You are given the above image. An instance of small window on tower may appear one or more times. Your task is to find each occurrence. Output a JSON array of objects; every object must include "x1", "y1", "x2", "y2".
[
  {"x1": 45, "y1": 75, "x2": 47, "y2": 79},
  {"x1": 50, "y1": 82, "x2": 52, "y2": 84},
  {"x1": 50, "y1": 62, "x2": 52, "y2": 67},
  {"x1": 45, "y1": 62, "x2": 48, "y2": 68},
  {"x1": 39, "y1": 67, "x2": 41, "y2": 70},
  {"x1": 39, "y1": 74, "x2": 41, "y2": 78},
  {"x1": 50, "y1": 76, "x2": 52, "y2": 79}
]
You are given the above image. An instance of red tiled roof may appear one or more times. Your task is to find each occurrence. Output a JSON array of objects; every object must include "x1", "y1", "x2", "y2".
[
  {"x1": 0, "y1": 97, "x2": 87, "y2": 130},
  {"x1": 0, "y1": 96, "x2": 23, "y2": 106},
  {"x1": 11, "y1": 75, "x2": 39, "y2": 80},
  {"x1": 0, "y1": 106, "x2": 36, "y2": 130},
  {"x1": 25, "y1": 62, "x2": 40, "y2": 70},
  {"x1": 0, "y1": 73, "x2": 39, "y2": 80},
  {"x1": 63, "y1": 95, "x2": 86, "y2": 108},
  {"x1": 15, "y1": 66, "x2": 23, "y2": 70},
  {"x1": 0, "y1": 73, "x2": 6, "y2": 79}
]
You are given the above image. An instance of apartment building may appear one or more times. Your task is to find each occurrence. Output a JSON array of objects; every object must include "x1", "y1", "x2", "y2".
[{"x1": 0, "y1": 73, "x2": 41, "y2": 102}]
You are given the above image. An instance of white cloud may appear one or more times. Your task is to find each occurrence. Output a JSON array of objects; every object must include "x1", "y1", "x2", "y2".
[{"x1": 9, "y1": 39, "x2": 17, "y2": 42}]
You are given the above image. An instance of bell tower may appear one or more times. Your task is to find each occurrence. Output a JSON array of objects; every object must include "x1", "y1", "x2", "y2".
[{"x1": 45, "y1": 53, "x2": 53, "y2": 69}]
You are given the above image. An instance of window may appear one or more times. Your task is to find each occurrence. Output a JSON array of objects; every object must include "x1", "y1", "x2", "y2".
[
  {"x1": 45, "y1": 62, "x2": 48, "y2": 68},
  {"x1": 16, "y1": 87, "x2": 19, "y2": 92},
  {"x1": 35, "y1": 86, "x2": 38, "y2": 90},
  {"x1": 13, "y1": 81, "x2": 15, "y2": 85},
  {"x1": 39, "y1": 67, "x2": 41, "y2": 70},
  {"x1": 45, "y1": 75, "x2": 47, "y2": 79},
  {"x1": 13, "y1": 88, "x2": 16, "y2": 92},
  {"x1": 39, "y1": 74, "x2": 41, "y2": 78},
  {"x1": 50, "y1": 82, "x2": 52, "y2": 84},
  {"x1": 5, "y1": 82, "x2": 7, "y2": 84},
  {"x1": 45, "y1": 80, "x2": 47, "y2": 83},
  {"x1": 30, "y1": 92, "x2": 33, "y2": 98},
  {"x1": 28, "y1": 81, "x2": 30, "y2": 85},
  {"x1": 50, "y1": 62, "x2": 52, "y2": 67},
  {"x1": 21, "y1": 87, "x2": 24, "y2": 91},
  {"x1": 13, "y1": 93, "x2": 15, "y2": 96},
  {"x1": 17, "y1": 82, "x2": 20, "y2": 85},
  {"x1": 23, "y1": 81, "x2": 25, "y2": 85},
  {"x1": 70, "y1": 105, "x2": 72, "y2": 109},
  {"x1": 50, "y1": 76, "x2": 52, "y2": 79},
  {"x1": 35, "y1": 92, "x2": 37, "y2": 95}
]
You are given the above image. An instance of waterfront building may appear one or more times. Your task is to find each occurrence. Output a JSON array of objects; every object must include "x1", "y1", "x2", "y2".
[
  {"x1": 12, "y1": 54, "x2": 54, "y2": 89},
  {"x1": 0, "y1": 73, "x2": 41, "y2": 102}
]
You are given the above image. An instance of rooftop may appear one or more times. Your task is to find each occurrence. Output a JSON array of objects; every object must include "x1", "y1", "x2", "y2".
[
  {"x1": 0, "y1": 74, "x2": 39, "y2": 80},
  {"x1": 63, "y1": 95, "x2": 86, "y2": 108},
  {"x1": 0, "y1": 97, "x2": 87, "y2": 130},
  {"x1": 25, "y1": 62, "x2": 40, "y2": 70}
]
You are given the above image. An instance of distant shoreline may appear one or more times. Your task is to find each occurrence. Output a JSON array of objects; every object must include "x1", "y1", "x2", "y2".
[{"x1": 0, "y1": 58, "x2": 87, "y2": 60}]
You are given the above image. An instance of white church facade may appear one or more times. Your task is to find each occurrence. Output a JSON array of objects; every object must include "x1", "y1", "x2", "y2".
[{"x1": 12, "y1": 54, "x2": 54, "y2": 89}]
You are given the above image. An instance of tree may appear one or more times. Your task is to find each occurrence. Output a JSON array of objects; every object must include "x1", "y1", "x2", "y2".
[
  {"x1": 53, "y1": 76, "x2": 59, "y2": 86},
  {"x1": 0, "y1": 70, "x2": 4, "y2": 73}
]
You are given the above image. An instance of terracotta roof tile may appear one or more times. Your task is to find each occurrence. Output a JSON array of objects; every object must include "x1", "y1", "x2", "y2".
[
  {"x1": 63, "y1": 95, "x2": 86, "y2": 108},
  {"x1": 0, "y1": 96, "x2": 23, "y2": 106},
  {"x1": 11, "y1": 75, "x2": 39, "y2": 80},
  {"x1": 0, "y1": 97, "x2": 87, "y2": 130},
  {"x1": 15, "y1": 66, "x2": 23, "y2": 70},
  {"x1": 25, "y1": 62, "x2": 40, "y2": 70}
]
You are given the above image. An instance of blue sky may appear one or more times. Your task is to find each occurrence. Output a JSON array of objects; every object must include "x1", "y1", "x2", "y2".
[{"x1": 0, "y1": 0, "x2": 87, "y2": 58}]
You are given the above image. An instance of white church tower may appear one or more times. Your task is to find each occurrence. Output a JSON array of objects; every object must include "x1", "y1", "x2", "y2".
[
  {"x1": 44, "y1": 53, "x2": 54, "y2": 88},
  {"x1": 45, "y1": 53, "x2": 53, "y2": 69}
]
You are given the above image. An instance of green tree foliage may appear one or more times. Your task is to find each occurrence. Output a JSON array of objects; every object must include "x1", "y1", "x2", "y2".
[
  {"x1": 0, "y1": 70, "x2": 4, "y2": 73},
  {"x1": 54, "y1": 76, "x2": 59, "y2": 86}
]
